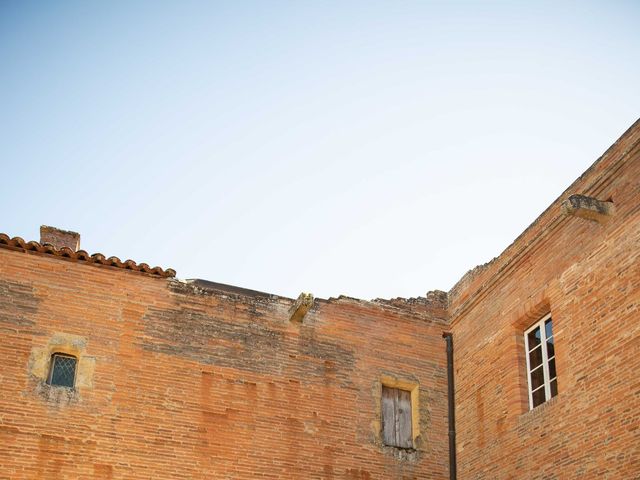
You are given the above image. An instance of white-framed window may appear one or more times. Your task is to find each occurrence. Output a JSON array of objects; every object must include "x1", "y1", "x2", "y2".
[{"x1": 524, "y1": 313, "x2": 557, "y2": 409}]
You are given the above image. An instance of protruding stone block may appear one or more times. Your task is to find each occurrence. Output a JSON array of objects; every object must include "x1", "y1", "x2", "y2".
[
  {"x1": 289, "y1": 292, "x2": 314, "y2": 323},
  {"x1": 561, "y1": 195, "x2": 615, "y2": 224}
]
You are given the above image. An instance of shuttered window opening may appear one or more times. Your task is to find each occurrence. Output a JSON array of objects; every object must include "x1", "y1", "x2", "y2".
[
  {"x1": 47, "y1": 354, "x2": 77, "y2": 388},
  {"x1": 381, "y1": 386, "x2": 413, "y2": 448}
]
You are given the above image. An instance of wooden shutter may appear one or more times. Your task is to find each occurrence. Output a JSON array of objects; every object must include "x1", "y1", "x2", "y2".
[
  {"x1": 382, "y1": 386, "x2": 397, "y2": 446},
  {"x1": 382, "y1": 386, "x2": 413, "y2": 448},
  {"x1": 396, "y1": 389, "x2": 413, "y2": 448}
]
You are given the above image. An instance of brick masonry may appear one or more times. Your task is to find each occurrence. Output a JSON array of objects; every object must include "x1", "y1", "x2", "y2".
[
  {"x1": 0, "y1": 253, "x2": 448, "y2": 479},
  {"x1": 0, "y1": 120, "x2": 638, "y2": 479},
  {"x1": 449, "y1": 120, "x2": 640, "y2": 479}
]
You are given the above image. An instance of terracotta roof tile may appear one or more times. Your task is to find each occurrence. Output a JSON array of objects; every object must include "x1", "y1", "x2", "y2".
[{"x1": 0, "y1": 233, "x2": 176, "y2": 278}]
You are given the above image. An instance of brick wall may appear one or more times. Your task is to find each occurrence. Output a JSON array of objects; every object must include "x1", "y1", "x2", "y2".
[
  {"x1": 448, "y1": 121, "x2": 640, "y2": 479},
  {"x1": 1, "y1": 120, "x2": 638, "y2": 479},
  {"x1": 0, "y1": 250, "x2": 449, "y2": 479}
]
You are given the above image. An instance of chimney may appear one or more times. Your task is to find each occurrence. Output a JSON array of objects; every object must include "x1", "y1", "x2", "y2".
[{"x1": 40, "y1": 225, "x2": 81, "y2": 251}]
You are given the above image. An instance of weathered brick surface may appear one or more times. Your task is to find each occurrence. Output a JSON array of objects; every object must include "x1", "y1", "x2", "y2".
[
  {"x1": 1, "y1": 120, "x2": 638, "y2": 479},
  {"x1": 448, "y1": 121, "x2": 640, "y2": 479},
  {"x1": 0, "y1": 251, "x2": 448, "y2": 479}
]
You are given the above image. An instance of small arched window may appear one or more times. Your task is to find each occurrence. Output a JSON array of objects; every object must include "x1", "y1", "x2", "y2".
[{"x1": 47, "y1": 353, "x2": 77, "y2": 388}]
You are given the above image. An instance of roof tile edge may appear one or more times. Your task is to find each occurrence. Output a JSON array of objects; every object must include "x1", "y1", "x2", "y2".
[{"x1": 0, "y1": 233, "x2": 176, "y2": 278}]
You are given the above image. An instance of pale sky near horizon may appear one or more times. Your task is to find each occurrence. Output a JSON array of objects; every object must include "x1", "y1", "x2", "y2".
[{"x1": 1, "y1": 1, "x2": 639, "y2": 300}]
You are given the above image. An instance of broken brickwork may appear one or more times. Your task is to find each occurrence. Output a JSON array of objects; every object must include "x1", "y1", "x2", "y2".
[
  {"x1": 0, "y1": 120, "x2": 638, "y2": 479},
  {"x1": 0, "y1": 250, "x2": 448, "y2": 479}
]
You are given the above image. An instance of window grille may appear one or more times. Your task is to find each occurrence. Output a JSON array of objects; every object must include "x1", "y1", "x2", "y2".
[{"x1": 48, "y1": 354, "x2": 77, "y2": 388}]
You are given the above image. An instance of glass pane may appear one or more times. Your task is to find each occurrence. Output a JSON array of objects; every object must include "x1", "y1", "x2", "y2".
[
  {"x1": 527, "y1": 326, "x2": 541, "y2": 350},
  {"x1": 544, "y1": 318, "x2": 553, "y2": 339},
  {"x1": 529, "y1": 345, "x2": 543, "y2": 369},
  {"x1": 50, "y1": 355, "x2": 76, "y2": 388},
  {"x1": 548, "y1": 358, "x2": 557, "y2": 379},
  {"x1": 546, "y1": 337, "x2": 555, "y2": 358},
  {"x1": 529, "y1": 366, "x2": 544, "y2": 390},
  {"x1": 532, "y1": 387, "x2": 546, "y2": 408},
  {"x1": 550, "y1": 379, "x2": 558, "y2": 398}
]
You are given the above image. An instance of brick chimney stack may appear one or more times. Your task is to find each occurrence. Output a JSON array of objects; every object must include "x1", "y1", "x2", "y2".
[{"x1": 40, "y1": 225, "x2": 81, "y2": 251}]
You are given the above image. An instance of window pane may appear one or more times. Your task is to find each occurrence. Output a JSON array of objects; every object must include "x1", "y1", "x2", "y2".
[
  {"x1": 50, "y1": 355, "x2": 76, "y2": 388},
  {"x1": 529, "y1": 345, "x2": 543, "y2": 369},
  {"x1": 527, "y1": 327, "x2": 541, "y2": 350},
  {"x1": 544, "y1": 318, "x2": 553, "y2": 339},
  {"x1": 529, "y1": 366, "x2": 545, "y2": 390},
  {"x1": 550, "y1": 379, "x2": 558, "y2": 398},
  {"x1": 548, "y1": 358, "x2": 557, "y2": 380},
  {"x1": 532, "y1": 387, "x2": 546, "y2": 408},
  {"x1": 546, "y1": 337, "x2": 555, "y2": 358}
]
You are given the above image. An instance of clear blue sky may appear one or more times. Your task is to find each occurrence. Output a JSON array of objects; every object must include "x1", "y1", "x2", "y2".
[{"x1": 1, "y1": 1, "x2": 638, "y2": 299}]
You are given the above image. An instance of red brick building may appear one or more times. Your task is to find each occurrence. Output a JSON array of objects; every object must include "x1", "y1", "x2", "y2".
[{"x1": 1, "y1": 120, "x2": 638, "y2": 479}]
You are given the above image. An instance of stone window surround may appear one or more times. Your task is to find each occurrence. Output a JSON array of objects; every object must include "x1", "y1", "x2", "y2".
[
  {"x1": 378, "y1": 375, "x2": 420, "y2": 446},
  {"x1": 28, "y1": 332, "x2": 95, "y2": 390}
]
